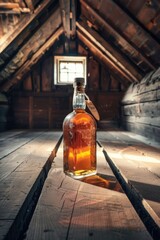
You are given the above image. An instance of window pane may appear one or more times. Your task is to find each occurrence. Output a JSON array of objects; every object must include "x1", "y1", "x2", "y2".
[
  {"x1": 54, "y1": 56, "x2": 86, "y2": 85},
  {"x1": 76, "y1": 63, "x2": 83, "y2": 73},
  {"x1": 60, "y1": 62, "x2": 68, "y2": 72},
  {"x1": 60, "y1": 73, "x2": 68, "y2": 82},
  {"x1": 68, "y1": 62, "x2": 76, "y2": 72}
]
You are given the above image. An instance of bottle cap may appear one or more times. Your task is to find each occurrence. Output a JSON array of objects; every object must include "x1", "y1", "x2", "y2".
[{"x1": 73, "y1": 77, "x2": 85, "y2": 87}]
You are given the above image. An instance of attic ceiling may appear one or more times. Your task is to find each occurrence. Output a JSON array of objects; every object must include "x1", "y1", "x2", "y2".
[{"x1": 0, "y1": 0, "x2": 160, "y2": 92}]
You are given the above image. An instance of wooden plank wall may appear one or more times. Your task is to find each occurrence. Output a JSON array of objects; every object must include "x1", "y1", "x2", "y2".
[
  {"x1": 121, "y1": 67, "x2": 160, "y2": 142},
  {"x1": 7, "y1": 43, "x2": 127, "y2": 130}
]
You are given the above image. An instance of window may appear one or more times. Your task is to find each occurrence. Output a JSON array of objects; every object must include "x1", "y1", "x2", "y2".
[{"x1": 54, "y1": 56, "x2": 87, "y2": 85}]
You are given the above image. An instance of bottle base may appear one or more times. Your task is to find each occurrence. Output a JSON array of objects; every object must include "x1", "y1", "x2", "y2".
[{"x1": 64, "y1": 170, "x2": 97, "y2": 180}]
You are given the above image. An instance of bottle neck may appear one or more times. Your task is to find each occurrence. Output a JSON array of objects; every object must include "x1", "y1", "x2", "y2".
[{"x1": 73, "y1": 85, "x2": 86, "y2": 110}]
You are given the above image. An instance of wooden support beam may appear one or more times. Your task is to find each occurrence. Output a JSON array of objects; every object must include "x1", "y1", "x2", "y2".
[
  {"x1": 0, "y1": 8, "x2": 30, "y2": 14},
  {"x1": 80, "y1": 0, "x2": 156, "y2": 71},
  {"x1": 0, "y1": 0, "x2": 57, "y2": 67},
  {"x1": 0, "y1": 3, "x2": 19, "y2": 9},
  {"x1": 77, "y1": 23, "x2": 138, "y2": 82},
  {"x1": 77, "y1": 20, "x2": 142, "y2": 81},
  {"x1": 0, "y1": 5, "x2": 62, "y2": 86},
  {"x1": 0, "y1": 27, "x2": 63, "y2": 92},
  {"x1": 77, "y1": 29, "x2": 134, "y2": 83},
  {"x1": 0, "y1": 2, "x2": 30, "y2": 14},
  {"x1": 59, "y1": 0, "x2": 77, "y2": 52},
  {"x1": 24, "y1": 0, "x2": 34, "y2": 12}
]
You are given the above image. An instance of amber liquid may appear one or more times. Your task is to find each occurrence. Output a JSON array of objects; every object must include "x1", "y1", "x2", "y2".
[{"x1": 63, "y1": 109, "x2": 97, "y2": 179}]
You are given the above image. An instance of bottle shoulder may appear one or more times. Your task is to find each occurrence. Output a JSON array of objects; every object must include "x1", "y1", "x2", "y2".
[{"x1": 63, "y1": 110, "x2": 96, "y2": 125}]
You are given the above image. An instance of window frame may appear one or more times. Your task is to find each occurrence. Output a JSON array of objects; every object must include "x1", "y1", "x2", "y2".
[{"x1": 54, "y1": 56, "x2": 87, "y2": 85}]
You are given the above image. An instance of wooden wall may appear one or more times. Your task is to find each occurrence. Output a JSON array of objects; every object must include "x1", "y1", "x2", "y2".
[
  {"x1": 121, "y1": 68, "x2": 160, "y2": 142},
  {"x1": 7, "y1": 42, "x2": 127, "y2": 130}
]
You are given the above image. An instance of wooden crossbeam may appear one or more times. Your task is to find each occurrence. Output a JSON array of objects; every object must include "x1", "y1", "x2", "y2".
[
  {"x1": 77, "y1": 20, "x2": 142, "y2": 82},
  {"x1": 0, "y1": 2, "x2": 30, "y2": 14},
  {"x1": 0, "y1": 3, "x2": 19, "y2": 9},
  {"x1": 0, "y1": 27, "x2": 63, "y2": 92},
  {"x1": 80, "y1": 0, "x2": 156, "y2": 71},
  {"x1": 77, "y1": 28, "x2": 137, "y2": 83}
]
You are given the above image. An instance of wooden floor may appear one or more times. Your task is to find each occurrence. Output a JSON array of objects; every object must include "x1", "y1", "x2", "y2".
[{"x1": 0, "y1": 129, "x2": 159, "y2": 240}]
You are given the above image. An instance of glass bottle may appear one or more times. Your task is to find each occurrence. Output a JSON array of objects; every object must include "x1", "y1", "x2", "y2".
[{"x1": 63, "y1": 77, "x2": 97, "y2": 179}]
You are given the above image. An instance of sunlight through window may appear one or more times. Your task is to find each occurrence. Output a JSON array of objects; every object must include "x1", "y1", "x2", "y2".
[{"x1": 54, "y1": 56, "x2": 87, "y2": 85}]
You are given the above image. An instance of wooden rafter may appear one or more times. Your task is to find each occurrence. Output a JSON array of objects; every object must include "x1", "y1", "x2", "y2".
[
  {"x1": 0, "y1": 6, "x2": 62, "y2": 86},
  {"x1": 0, "y1": 27, "x2": 63, "y2": 92},
  {"x1": 77, "y1": 29, "x2": 135, "y2": 83},
  {"x1": 0, "y1": 2, "x2": 30, "y2": 14},
  {"x1": 77, "y1": 20, "x2": 143, "y2": 82},
  {"x1": 0, "y1": 0, "x2": 58, "y2": 68},
  {"x1": 80, "y1": 0, "x2": 156, "y2": 71},
  {"x1": 0, "y1": 3, "x2": 19, "y2": 9}
]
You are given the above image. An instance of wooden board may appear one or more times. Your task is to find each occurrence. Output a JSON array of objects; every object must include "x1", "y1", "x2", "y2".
[
  {"x1": 0, "y1": 131, "x2": 62, "y2": 240},
  {"x1": 0, "y1": 129, "x2": 159, "y2": 240},
  {"x1": 97, "y1": 131, "x2": 160, "y2": 218},
  {"x1": 0, "y1": 130, "x2": 42, "y2": 159},
  {"x1": 26, "y1": 142, "x2": 153, "y2": 240}
]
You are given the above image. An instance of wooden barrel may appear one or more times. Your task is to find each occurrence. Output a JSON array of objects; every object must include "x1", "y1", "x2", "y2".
[{"x1": 0, "y1": 93, "x2": 9, "y2": 131}]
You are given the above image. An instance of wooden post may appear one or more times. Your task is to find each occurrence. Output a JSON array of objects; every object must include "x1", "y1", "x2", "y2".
[{"x1": 29, "y1": 96, "x2": 33, "y2": 129}]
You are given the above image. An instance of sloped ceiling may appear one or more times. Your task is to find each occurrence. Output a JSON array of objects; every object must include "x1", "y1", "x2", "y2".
[{"x1": 0, "y1": 0, "x2": 160, "y2": 92}]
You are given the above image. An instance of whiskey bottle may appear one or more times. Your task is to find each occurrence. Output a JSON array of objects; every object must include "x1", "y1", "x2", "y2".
[{"x1": 63, "y1": 77, "x2": 97, "y2": 179}]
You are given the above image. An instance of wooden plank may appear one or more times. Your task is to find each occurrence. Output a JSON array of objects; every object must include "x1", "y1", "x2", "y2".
[
  {"x1": 97, "y1": 138, "x2": 160, "y2": 240},
  {"x1": 0, "y1": 3, "x2": 19, "y2": 9},
  {"x1": 0, "y1": 130, "x2": 42, "y2": 160},
  {"x1": 80, "y1": 0, "x2": 156, "y2": 71},
  {"x1": 0, "y1": 26, "x2": 63, "y2": 92},
  {"x1": 77, "y1": 21, "x2": 141, "y2": 82},
  {"x1": 97, "y1": 131, "x2": 160, "y2": 217},
  {"x1": 0, "y1": 131, "x2": 62, "y2": 240},
  {"x1": 77, "y1": 30, "x2": 133, "y2": 83},
  {"x1": 0, "y1": 0, "x2": 56, "y2": 56},
  {"x1": 121, "y1": 120, "x2": 160, "y2": 143},
  {"x1": 0, "y1": 6, "x2": 61, "y2": 83},
  {"x1": 122, "y1": 115, "x2": 160, "y2": 127},
  {"x1": 29, "y1": 96, "x2": 33, "y2": 129},
  {"x1": 122, "y1": 101, "x2": 160, "y2": 117},
  {"x1": 26, "y1": 144, "x2": 152, "y2": 240}
]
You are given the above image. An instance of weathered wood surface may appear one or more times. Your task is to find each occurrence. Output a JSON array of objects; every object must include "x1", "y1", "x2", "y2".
[
  {"x1": 0, "y1": 129, "x2": 159, "y2": 240},
  {"x1": 97, "y1": 131, "x2": 160, "y2": 219},
  {"x1": 121, "y1": 68, "x2": 160, "y2": 142},
  {"x1": 76, "y1": 20, "x2": 141, "y2": 82},
  {"x1": 0, "y1": 130, "x2": 42, "y2": 159},
  {"x1": 26, "y1": 142, "x2": 153, "y2": 240},
  {"x1": 0, "y1": 0, "x2": 57, "y2": 64},
  {"x1": 0, "y1": 6, "x2": 62, "y2": 92},
  {"x1": 80, "y1": 0, "x2": 157, "y2": 72},
  {"x1": 0, "y1": 131, "x2": 62, "y2": 240}
]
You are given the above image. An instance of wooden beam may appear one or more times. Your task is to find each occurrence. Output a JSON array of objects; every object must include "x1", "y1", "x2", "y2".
[
  {"x1": 24, "y1": 0, "x2": 34, "y2": 12},
  {"x1": 77, "y1": 29, "x2": 134, "y2": 83},
  {"x1": 77, "y1": 20, "x2": 142, "y2": 81},
  {"x1": 0, "y1": 5, "x2": 62, "y2": 85},
  {"x1": 0, "y1": 27, "x2": 63, "y2": 92},
  {"x1": 59, "y1": 0, "x2": 76, "y2": 38},
  {"x1": 59, "y1": 0, "x2": 70, "y2": 39},
  {"x1": 80, "y1": 0, "x2": 156, "y2": 71},
  {"x1": 0, "y1": 0, "x2": 57, "y2": 67},
  {"x1": 59, "y1": 0, "x2": 76, "y2": 52},
  {"x1": 70, "y1": 0, "x2": 76, "y2": 38},
  {"x1": 0, "y1": 3, "x2": 19, "y2": 9},
  {"x1": 0, "y1": 2, "x2": 30, "y2": 14},
  {"x1": 0, "y1": 8, "x2": 30, "y2": 14},
  {"x1": 77, "y1": 22, "x2": 138, "y2": 82}
]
